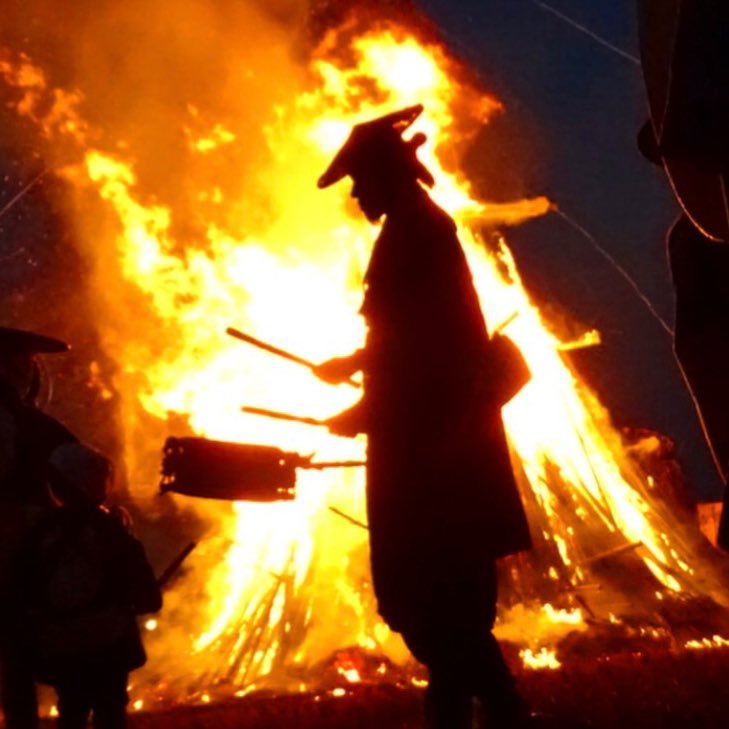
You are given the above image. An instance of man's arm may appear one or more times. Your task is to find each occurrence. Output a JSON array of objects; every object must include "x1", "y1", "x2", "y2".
[
  {"x1": 323, "y1": 399, "x2": 368, "y2": 438},
  {"x1": 313, "y1": 349, "x2": 366, "y2": 385},
  {"x1": 107, "y1": 516, "x2": 163, "y2": 614}
]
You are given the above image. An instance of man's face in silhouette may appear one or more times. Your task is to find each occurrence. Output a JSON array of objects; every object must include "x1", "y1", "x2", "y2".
[{"x1": 350, "y1": 171, "x2": 388, "y2": 223}]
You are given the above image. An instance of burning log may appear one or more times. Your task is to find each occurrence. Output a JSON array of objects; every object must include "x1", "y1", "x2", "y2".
[{"x1": 579, "y1": 541, "x2": 643, "y2": 567}]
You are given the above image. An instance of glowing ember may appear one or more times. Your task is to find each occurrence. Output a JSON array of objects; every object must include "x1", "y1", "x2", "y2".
[
  {"x1": 685, "y1": 635, "x2": 729, "y2": 650},
  {"x1": 520, "y1": 648, "x2": 562, "y2": 671},
  {"x1": 542, "y1": 604, "x2": 583, "y2": 624},
  {"x1": 338, "y1": 667, "x2": 361, "y2": 683}
]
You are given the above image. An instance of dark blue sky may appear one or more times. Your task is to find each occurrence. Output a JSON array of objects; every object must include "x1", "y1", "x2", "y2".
[{"x1": 418, "y1": 0, "x2": 723, "y2": 499}]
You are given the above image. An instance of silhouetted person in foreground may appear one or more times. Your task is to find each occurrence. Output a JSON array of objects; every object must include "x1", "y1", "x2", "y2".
[
  {"x1": 314, "y1": 106, "x2": 533, "y2": 729},
  {"x1": 637, "y1": 0, "x2": 729, "y2": 546},
  {"x1": 638, "y1": 125, "x2": 729, "y2": 546},
  {"x1": 0, "y1": 326, "x2": 77, "y2": 729},
  {"x1": 13, "y1": 443, "x2": 162, "y2": 729},
  {"x1": 666, "y1": 216, "x2": 729, "y2": 544}
]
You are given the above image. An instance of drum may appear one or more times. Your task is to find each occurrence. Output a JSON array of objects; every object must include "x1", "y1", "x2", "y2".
[{"x1": 160, "y1": 437, "x2": 301, "y2": 502}]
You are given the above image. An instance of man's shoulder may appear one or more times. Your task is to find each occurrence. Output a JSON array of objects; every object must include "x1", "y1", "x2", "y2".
[
  {"x1": 390, "y1": 193, "x2": 456, "y2": 234},
  {"x1": 73, "y1": 506, "x2": 127, "y2": 538}
]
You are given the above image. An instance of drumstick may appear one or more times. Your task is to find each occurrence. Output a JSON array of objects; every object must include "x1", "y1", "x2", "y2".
[
  {"x1": 241, "y1": 405, "x2": 327, "y2": 427},
  {"x1": 226, "y1": 327, "x2": 361, "y2": 388},
  {"x1": 305, "y1": 461, "x2": 366, "y2": 470},
  {"x1": 227, "y1": 327, "x2": 316, "y2": 369}
]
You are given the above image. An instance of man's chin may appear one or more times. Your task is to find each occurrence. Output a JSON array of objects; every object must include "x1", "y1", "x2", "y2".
[{"x1": 362, "y1": 209, "x2": 384, "y2": 224}]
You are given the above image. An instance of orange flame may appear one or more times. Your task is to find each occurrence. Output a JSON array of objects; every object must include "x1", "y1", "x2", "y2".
[{"x1": 3, "y1": 12, "x2": 729, "y2": 708}]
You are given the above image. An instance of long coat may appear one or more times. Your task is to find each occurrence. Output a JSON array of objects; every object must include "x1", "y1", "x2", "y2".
[{"x1": 358, "y1": 188, "x2": 531, "y2": 629}]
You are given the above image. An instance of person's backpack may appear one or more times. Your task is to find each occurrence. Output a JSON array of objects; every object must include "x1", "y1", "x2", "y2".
[
  {"x1": 13, "y1": 508, "x2": 139, "y2": 680},
  {"x1": 484, "y1": 332, "x2": 531, "y2": 407},
  {"x1": 29, "y1": 513, "x2": 108, "y2": 613}
]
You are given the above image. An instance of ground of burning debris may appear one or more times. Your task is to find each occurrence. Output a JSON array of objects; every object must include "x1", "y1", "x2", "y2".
[{"x1": 32, "y1": 645, "x2": 729, "y2": 729}]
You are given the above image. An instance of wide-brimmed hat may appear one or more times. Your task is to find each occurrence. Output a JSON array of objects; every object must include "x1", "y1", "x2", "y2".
[
  {"x1": 317, "y1": 104, "x2": 434, "y2": 189},
  {"x1": 0, "y1": 326, "x2": 69, "y2": 355}
]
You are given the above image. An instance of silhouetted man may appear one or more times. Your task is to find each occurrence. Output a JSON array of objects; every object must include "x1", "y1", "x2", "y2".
[
  {"x1": 0, "y1": 327, "x2": 77, "y2": 729},
  {"x1": 314, "y1": 106, "x2": 533, "y2": 729},
  {"x1": 665, "y1": 216, "x2": 729, "y2": 545},
  {"x1": 637, "y1": 1, "x2": 729, "y2": 546}
]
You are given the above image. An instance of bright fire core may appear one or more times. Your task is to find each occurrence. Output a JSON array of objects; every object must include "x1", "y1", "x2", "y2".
[{"x1": 3, "y1": 14, "x2": 729, "y2": 708}]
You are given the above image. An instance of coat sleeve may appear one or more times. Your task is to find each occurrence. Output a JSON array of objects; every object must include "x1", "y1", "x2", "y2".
[
  {"x1": 125, "y1": 537, "x2": 163, "y2": 614},
  {"x1": 108, "y1": 522, "x2": 163, "y2": 615}
]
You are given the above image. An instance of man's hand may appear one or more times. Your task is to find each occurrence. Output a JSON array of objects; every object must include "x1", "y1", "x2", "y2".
[
  {"x1": 324, "y1": 402, "x2": 367, "y2": 438},
  {"x1": 313, "y1": 352, "x2": 363, "y2": 385}
]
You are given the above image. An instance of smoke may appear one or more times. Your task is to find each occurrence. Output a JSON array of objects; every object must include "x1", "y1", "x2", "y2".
[
  {"x1": 5, "y1": 0, "x2": 309, "y2": 207},
  {"x1": 0, "y1": 0, "x2": 320, "y2": 475}
]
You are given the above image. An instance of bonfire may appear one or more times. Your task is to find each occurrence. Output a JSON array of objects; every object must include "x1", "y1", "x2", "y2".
[{"x1": 2, "y1": 2, "x2": 729, "y2": 722}]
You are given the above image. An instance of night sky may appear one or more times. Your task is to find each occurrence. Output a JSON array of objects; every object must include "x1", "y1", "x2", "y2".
[{"x1": 414, "y1": 0, "x2": 723, "y2": 500}]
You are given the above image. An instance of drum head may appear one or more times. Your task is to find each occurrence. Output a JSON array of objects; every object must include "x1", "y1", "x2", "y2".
[{"x1": 160, "y1": 437, "x2": 298, "y2": 502}]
